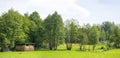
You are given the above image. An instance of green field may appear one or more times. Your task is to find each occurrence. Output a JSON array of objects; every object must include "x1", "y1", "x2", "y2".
[{"x1": 0, "y1": 44, "x2": 120, "y2": 58}]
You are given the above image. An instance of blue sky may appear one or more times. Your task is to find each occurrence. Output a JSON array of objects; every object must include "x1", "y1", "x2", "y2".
[{"x1": 0, "y1": 0, "x2": 120, "y2": 25}]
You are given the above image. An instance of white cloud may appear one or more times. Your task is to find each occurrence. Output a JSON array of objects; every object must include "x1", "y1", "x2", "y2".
[
  {"x1": 1, "y1": 0, "x2": 120, "y2": 25},
  {"x1": 0, "y1": 0, "x2": 91, "y2": 21},
  {"x1": 28, "y1": 0, "x2": 91, "y2": 19}
]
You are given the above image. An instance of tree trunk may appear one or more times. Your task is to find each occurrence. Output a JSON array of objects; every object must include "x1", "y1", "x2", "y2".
[
  {"x1": 10, "y1": 40, "x2": 15, "y2": 51},
  {"x1": 88, "y1": 45, "x2": 90, "y2": 51},
  {"x1": 1, "y1": 44, "x2": 9, "y2": 52},
  {"x1": 49, "y1": 39, "x2": 52, "y2": 50},
  {"x1": 53, "y1": 38, "x2": 57, "y2": 50},
  {"x1": 66, "y1": 43, "x2": 72, "y2": 50},
  {"x1": 80, "y1": 44, "x2": 82, "y2": 51},
  {"x1": 93, "y1": 45, "x2": 96, "y2": 51},
  {"x1": 49, "y1": 44, "x2": 52, "y2": 50}
]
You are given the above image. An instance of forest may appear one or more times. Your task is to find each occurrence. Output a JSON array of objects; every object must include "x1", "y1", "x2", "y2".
[{"x1": 0, "y1": 9, "x2": 120, "y2": 52}]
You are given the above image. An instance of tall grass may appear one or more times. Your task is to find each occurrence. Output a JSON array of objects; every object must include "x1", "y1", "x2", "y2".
[{"x1": 0, "y1": 44, "x2": 120, "y2": 58}]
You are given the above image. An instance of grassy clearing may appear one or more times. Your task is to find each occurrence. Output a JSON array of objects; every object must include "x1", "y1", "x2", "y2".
[{"x1": 0, "y1": 44, "x2": 120, "y2": 58}]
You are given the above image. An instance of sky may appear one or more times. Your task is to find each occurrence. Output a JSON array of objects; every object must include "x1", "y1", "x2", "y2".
[{"x1": 0, "y1": 0, "x2": 120, "y2": 25}]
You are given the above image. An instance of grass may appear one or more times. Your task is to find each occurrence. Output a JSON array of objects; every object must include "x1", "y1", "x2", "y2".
[{"x1": 0, "y1": 44, "x2": 120, "y2": 58}]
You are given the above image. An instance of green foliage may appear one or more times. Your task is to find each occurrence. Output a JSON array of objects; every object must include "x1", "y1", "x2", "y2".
[
  {"x1": 0, "y1": 9, "x2": 30, "y2": 51},
  {"x1": 65, "y1": 19, "x2": 78, "y2": 50},
  {"x1": 99, "y1": 29, "x2": 106, "y2": 42},
  {"x1": 101, "y1": 22, "x2": 115, "y2": 41},
  {"x1": 88, "y1": 26, "x2": 100, "y2": 45},
  {"x1": 28, "y1": 11, "x2": 44, "y2": 48},
  {"x1": 101, "y1": 22, "x2": 118, "y2": 49},
  {"x1": 88, "y1": 25, "x2": 100, "y2": 50},
  {"x1": 44, "y1": 11, "x2": 64, "y2": 50},
  {"x1": 0, "y1": 9, "x2": 120, "y2": 52},
  {"x1": 110, "y1": 26, "x2": 120, "y2": 48},
  {"x1": 1, "y1": 10, "x2": 20, "y2": 39},
  {"x1": 78, "y1": 27, "x2": 88, "y2": 45}
]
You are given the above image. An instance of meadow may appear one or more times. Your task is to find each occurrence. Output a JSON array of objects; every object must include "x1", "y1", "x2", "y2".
[{"x1": 0, "y1": 44, "x2": 120, "y2": 58}]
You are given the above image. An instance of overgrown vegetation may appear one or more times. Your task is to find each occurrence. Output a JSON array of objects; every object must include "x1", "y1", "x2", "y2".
[
  {"x1": 0, "y1": 9, "x2": 120, "y2": 52},
  {"x1": 0, "y1": 44, "x2": 120, "y2": 58}
]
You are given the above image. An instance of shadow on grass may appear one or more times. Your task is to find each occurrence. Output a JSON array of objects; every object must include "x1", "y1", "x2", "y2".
[{"x1": 75, "y1": 49, "x2": 107, "y2": 53}]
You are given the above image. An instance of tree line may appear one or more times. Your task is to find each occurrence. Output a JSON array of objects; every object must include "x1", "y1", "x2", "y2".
[{"x1": 0, "y1": 9, "x2": 120, "y2": 52}]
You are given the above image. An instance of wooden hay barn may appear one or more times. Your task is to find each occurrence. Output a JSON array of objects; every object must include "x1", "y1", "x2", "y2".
[{"x1": 15, "y1": 43, "x2": 34, "y2": 51}]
